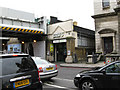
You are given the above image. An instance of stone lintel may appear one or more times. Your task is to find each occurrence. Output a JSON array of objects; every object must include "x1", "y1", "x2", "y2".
[{"x1": 92, "y1": 12, "x2": 116, "y2": 19}]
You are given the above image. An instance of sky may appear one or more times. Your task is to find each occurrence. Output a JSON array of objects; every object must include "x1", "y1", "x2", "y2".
[{"x1": 0, "y1": 0, "x2": 95, "y2": 30}]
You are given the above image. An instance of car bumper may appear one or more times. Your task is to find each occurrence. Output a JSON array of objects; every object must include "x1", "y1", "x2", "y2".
[
  {"x1": 40, "y1": 70, "x2": 58, "y2": 79},
  {"x1": 15, "y1": 81, "x2": 43, "y2": 90},
  {"x1": 74, "y1": 77, "x2": 79, "y2": 87}
]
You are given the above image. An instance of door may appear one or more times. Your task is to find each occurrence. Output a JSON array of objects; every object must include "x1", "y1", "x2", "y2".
[
  {"x1": 103, "y1": 37, "x2": 113, "y2": 54},
  {"x1": 102, "y1": 62, "x2": 120, "y2": 88},
  {"x1": 56, "y1": 43, "x2": 67, "y2": 62}
]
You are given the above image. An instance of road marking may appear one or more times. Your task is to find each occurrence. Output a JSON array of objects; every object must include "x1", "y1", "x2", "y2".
[
  {"x1": 44, "y1": 83, "x2": 74, "y2": 90},
  {"x1": 44, "y1": 83, "x2": 68, "y2": 89},
  {"x1": 53, "y1": 77, "x2": 73, "y2": 82}
]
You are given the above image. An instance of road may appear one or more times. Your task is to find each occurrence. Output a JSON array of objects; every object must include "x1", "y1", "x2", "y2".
[{"x1": 42, "y1": 65, "x2": 91, "y2": 90}]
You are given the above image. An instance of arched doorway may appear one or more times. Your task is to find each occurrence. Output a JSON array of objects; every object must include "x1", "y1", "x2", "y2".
[
  {"x1": 103, "y1": 37, "x2": 113, "y2": 54},
  {"x1": 98, "y1": 29, "x2": 116, "y2": 54}
]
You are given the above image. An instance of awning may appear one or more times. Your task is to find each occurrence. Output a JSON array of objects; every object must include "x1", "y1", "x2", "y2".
[{"x1": 0, "y1": 24, "x2": 45, "y2": 34}]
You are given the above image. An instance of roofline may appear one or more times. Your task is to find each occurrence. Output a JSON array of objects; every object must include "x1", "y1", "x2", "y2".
[
  {"x1": 73, "y1": 25, "x2": 94, "y2": 31},
  {"x1": 92, "y1": 12, "x2": 117, "y2": 19},
  {"x1": 48, "y1": 19, "x2": 73, "y2": 26},
  {"x1": 0, "y1": 53, "x2": 29, "y2": 57}
]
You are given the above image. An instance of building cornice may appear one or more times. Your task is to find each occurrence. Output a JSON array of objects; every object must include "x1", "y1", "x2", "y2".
[{"x1": 92, "y1": 12, "x2": 117, "y2": 19}]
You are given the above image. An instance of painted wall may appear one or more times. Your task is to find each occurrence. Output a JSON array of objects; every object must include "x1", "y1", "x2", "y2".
[
  {"x1": 33, "y1": 41, "x2": 46, "y2": 59},
  {"x1": 48, "y1": 20, "x2": 78, "y2": 47},
  {"x1": 0, "y1": 7, "x2": 35, "y2": 22},
  {"x1": 48, "y1": 19, "x2": 73, "y2": 35}
]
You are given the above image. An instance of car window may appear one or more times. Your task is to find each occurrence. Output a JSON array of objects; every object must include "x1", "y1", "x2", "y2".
[
  {"x1": 105, "y1": 63, "x2": 120, "y2": 73},
  {"x1": 33, "y1": 57, "x2": 49, "y2": 64},
  {"x1": 1, "y1": 56, "x2": 36, "y2": 75}
]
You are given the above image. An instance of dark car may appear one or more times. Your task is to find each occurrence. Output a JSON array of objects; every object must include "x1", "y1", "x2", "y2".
[
  {"x1": 0, "y1": 53, "x2": 42, "y2": 90},
  {"x1": 74, "y1": 61, "x2": 120, "y2": 90}
]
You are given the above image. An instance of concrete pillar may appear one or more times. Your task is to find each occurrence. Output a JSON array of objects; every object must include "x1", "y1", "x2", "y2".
[
  {"x1": 65, "y1": 38, "x2": 75, "y2": 63},
  {"x1": 113, "y1": 36, "x2": 116, "y2": 52},
  {"x1": 101, "y1": 37, "x2": 104, "y2": 54},
  {"x1": 114, "y1": 6, "x2": 120, "y2": 54},
  {"x1": 46, "y1": 40, "x2": 54, "y2": 62}
]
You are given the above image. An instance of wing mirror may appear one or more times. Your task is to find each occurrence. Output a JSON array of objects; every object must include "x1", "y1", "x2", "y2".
[{"x1": 101, "y1": 70, "x2": 106, "y2": 74}]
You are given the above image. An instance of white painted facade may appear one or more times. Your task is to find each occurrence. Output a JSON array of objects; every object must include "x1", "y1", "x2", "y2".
[
  {"x1": 0, "y1": 7, "x2": 35, "y2": 22},
  {"x1": 48, "y1": 20, "x2": 77, "y2": 47},
  {"x1": 33, "y1": 41, "x2": 46, "y2": 59}
]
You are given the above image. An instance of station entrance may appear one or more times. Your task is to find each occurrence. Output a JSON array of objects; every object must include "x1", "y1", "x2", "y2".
[{"x1": 55, "y1": 43, "x2": 67, "y2": 62}]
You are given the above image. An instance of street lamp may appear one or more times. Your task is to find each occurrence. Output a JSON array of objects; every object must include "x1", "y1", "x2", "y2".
[
  {"x1": 22, "y1": 41, "x2": 24, "y2": 44},
  {"x1": 33, "y1": 40, "x2": 36, "y2": 43}
]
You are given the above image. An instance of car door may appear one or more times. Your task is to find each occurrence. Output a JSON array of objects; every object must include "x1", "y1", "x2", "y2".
[{"x1": 103, "y1": 62, "x2": 120, "y2": 89}]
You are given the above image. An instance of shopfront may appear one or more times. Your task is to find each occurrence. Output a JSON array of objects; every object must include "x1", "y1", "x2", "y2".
[
  {"x1": 47, "y1": 20, "x2": 77, "y2": 63},
  {"x1": 53, "y1": 39, "x2": 67, "y2": 62}
]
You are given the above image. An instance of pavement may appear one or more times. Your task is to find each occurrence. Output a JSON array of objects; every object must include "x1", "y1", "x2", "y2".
[{"x1": 55, "y1": 61, "x2": 105, "y2": 68}]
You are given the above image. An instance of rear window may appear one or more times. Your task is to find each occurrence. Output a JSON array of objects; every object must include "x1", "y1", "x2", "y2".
[
  {"x1": 1, "y1": 56, "x2": 36, "y2": 75},
  {"x1": 32, "y1": 57, "x2": 49, "y2": 64}
]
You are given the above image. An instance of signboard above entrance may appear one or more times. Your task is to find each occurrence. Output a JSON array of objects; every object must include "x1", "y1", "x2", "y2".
[
  {"x1": 53, "y1": 32, "x2": 64, "y2": 38},
  {"x1": 53, "y1": 39, "x2": 67, "y2": 43}
]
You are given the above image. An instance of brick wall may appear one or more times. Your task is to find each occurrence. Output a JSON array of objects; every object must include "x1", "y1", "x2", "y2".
[{"x1": 75, "y1": 48, "x2": 86, "y2": 61}]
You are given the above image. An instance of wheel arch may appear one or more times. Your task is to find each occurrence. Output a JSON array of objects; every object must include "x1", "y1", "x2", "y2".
[{"x1": 79, "y1": 77, "x2": 97, "y2": 88}]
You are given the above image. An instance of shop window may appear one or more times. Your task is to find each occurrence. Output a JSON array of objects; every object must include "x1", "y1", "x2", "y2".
[{"x1": 102, "y1": 0, "x2": 110, "y2": 8}]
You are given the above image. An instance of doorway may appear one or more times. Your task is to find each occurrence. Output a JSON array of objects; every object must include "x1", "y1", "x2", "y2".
[
  {"x1": 55, "y1": 43, "x2": 67, "y2": 62},
  {"x1": 103, "y1": 37, "x2": 113, "y2": 54}
]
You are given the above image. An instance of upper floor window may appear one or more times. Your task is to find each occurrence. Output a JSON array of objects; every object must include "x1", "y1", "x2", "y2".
[{"x1": 102, "y1": 0, "x2": 110, "y2": 8}]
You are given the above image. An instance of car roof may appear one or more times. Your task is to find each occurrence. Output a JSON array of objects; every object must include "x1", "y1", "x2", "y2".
[
  {"x1": 0, "y1": 53, "x2": 29, "y2": 57},
  {"x1": 99, "y1": 60, "x2": 120, "y2": 71}
]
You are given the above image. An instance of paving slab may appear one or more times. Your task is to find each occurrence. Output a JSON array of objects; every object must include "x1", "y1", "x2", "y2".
[{"x1": 60, "y1": 61, "x2": 105, "y2": 68}]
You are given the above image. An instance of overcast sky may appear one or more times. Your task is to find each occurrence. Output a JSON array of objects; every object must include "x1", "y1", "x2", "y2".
[{"x1": 0, "y1": 0, "x2": 95, "y2": 30}]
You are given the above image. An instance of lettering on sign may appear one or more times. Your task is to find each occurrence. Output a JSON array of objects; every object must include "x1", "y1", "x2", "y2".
[{"x1": 53, "y1": 32, "x2": 64, "y2": 38}]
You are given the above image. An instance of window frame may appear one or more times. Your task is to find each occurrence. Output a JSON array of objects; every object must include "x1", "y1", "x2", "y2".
[
  {"x1": 102, "y1": 0, "x2": 110, "y2": 9},
  {"x1": 1, "y1": 56, "x2": 36, "y2": 75},
  {"x1": 104, "y1": 62, "x2": 120, "y2": 73}
]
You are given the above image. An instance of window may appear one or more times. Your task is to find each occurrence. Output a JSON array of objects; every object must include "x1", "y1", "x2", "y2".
[
  {"x1": 105, "y1": 63, "x2": 120, "y2": 73},
  {"x1": 102, "y1": 0, "x2": 110, "y2": 8},
  {"x1": 2, "y1": 56, "x2": 36, "y2": 75},
  {"x1": 33, "y1": 57, "x2": 49, "y2": 65}
]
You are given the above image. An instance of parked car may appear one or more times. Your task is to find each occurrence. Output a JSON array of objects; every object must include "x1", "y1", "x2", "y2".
[
  {"x1": 32, "y1": 57, "x2": 58, "y2": 80},
  {"x1": 0, "y1": 53, "x2": 42, "y2": 90},
  {"x1": 74, "y1": 61, "x2": 120, "y2": 90}
]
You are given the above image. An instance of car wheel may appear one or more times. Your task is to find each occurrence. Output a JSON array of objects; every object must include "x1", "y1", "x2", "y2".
[{"x1": 79, "y1": 80, "x2": 96, "y2": 90}]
